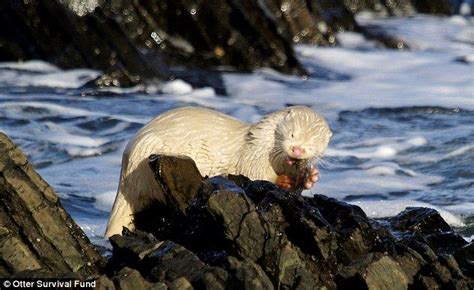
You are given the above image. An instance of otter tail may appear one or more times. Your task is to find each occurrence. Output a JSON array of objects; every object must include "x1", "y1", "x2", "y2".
[{"x1": 104, "y1": 188, "x2": 134, "y2": 238}]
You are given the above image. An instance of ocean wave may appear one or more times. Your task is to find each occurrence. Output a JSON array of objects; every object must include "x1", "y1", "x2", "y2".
[{"x1": 0, "y1": 66, "x2": 100, "y2": 89}]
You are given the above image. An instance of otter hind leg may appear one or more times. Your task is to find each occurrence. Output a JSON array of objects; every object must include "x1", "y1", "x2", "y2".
[{"x1": 104, "y1": 191, "x2": 134, "y2": 238}]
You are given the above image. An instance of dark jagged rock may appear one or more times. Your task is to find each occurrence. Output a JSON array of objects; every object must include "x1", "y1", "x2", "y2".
[
  {"x1": 107, "y1": 155, "x2": 472, "y2": 289},
  {"x1": 343, "y1": 0, "x2": 414, "y2": 15},
  {"x1": 0, "y1": 132, "x2": 104, "y2": 277},
  {"x1": 336, "y1": 254, "x2": 410, "y2": 290},
  {"x1": 112, "y1": 267, "x2": 163, "y2": 290},
  {"x1": 390, "y1": 207, "x2": 453, "y2": 235},
  {"x1": 0, "y1": 0, "x2": 457, "y2": 91},
  {"x1": 104, "y1": 0, "x2": 305, "y2": 75},
  {"x1": 384, "y1": 208, "x2": 472, "y2": 289},
  {"x1": 256, "y1": 0, "x2": 358, "y2": 46},
  {"x1": 227, "y1": 256, "x2": 274, "y2": 289},
  {"x1": 148, "y1": 154, "x2": 204, "y2": 214},
  {"x1": 359, "y1": 25, "x2": 410, "y2": 49},
  {"x1": 454, "y1": 242, "x2": 474, "y2": 278},
  {"x1": 168, "y1": 67, "x2": 228, "y2": 96},
  {"x1": 412, "y1": 0, "x2": 453, "y2": 15},
  {"x1": 0, "y1": 0, "x2": 165, "y2": 87},
  {"x1": 109, "y1": 230, "x2": 232, "y2": 288},
  {"x1": 388, "y1": 207, "x2": 469, "y2": 257},
  {"x1": 95, "y1": 274, "x2": 117, "y2": 290},
  {"x1": 0, "y1": 0, "x2": 305, "y2": 90}
]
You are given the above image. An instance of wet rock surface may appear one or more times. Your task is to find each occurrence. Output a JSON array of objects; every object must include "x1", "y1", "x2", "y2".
[
  {"x1": 101, "y1": 155, "x2": 473, "y2": 289},
  {"x1": 0, "y1": 133, "x2": 104, "y2": 277},
  {"x1": 0, "y1": 0, "x2": 456, "y2": 90}
]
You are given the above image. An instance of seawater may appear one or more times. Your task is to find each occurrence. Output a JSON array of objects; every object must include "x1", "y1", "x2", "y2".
[{"x1": 0, "y1": 15, "x2": 473, "y2": 245}]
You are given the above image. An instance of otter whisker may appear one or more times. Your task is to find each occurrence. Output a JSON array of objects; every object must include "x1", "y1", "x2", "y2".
[{"x1": 316, "y1": 158, "x2": 330, "y2": 170}]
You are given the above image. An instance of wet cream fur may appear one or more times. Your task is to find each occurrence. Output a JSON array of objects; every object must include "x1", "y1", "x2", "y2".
[{"x1": 105, "y1": 106, "x2": 332, "y2": 237}]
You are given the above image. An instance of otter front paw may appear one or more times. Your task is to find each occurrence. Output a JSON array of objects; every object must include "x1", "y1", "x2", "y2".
[
  {"x1": 275, "y1": 175, "x2": 294, "y2": 189},
  {"x1": 276, "y1": 166, "x2": 320, "y2": 190},
  {"x1": 304, "y1": 166, "x2": 319, "y2": 189}
]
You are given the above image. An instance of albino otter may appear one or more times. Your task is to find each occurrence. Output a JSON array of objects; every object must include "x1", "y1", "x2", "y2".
[{"x1": 105, "y1": 106, "x2": 332, "y2": 237}]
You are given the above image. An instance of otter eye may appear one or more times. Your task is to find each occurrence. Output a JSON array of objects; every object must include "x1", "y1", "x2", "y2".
[{"x1": 291, "y1": 133, "x2": 294, "y2": 138}]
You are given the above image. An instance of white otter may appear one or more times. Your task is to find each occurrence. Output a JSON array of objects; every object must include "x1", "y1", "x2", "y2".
[{"x1": 105, "y1": 106, "x2": 332, "y2": 237}]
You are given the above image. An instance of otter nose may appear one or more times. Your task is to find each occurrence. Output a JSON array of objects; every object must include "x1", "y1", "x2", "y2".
[{"x1": 291, "y1": 146, "x2": 305, "y2": 157}]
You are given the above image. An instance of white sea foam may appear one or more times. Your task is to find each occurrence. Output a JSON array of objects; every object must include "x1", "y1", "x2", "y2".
[
  {"x1": 48, "y1": 134, "x2": 106, "y2": 147},
  {"x1": 338, "y1": 137, "x2": 402, "y2": 149},
  {"x1": 444, "y1": 202, "x2": 474, "y2": 215},
  {"x1": 361, "y1": 162, "x2": 417, "y2": 177},
  {"x1": 444, "y1": 144, "x2": 474, "y2": 159},
  {"x1": 357, "y1": 14, "x2": 474, "y2": 52},
  {"x1": 326, "y1": 136, "x2": 427, "y2": 160},
  {"x1": 79, "y1": 222, "x2": 109, "y2": 247},
  {"x1": 0, "y1": 101, "x2": 96, "y2": 117},
  {"x1": 398, "y1": 143, "x2": 474, "y2": 164},
  {"x1": 161, "y1": 86, "x2": 223, "y2": 109},
  {"x1": 327, "y1": 146, "x2": 397, "y2": 159},
  {"x1": 225, "y1": 47, "x2": 474, "y2": 119},
  {"x1": 459, "y1": 2, "x2": 473, "y2": 16},
  {"x1": 0, "y1": 66, "x2": 100, "y2": 89},
  {"x1": 230, "y1": 106, "x2": 261, "y2": 123},
  {"x1": 94, "y1": 191, "x2": 116, "y2": 212},
  {"x1": 66, "y1": 147, "x2": 105, "y2": 157},
  {"x1": 97, "y1": 84, "x2": 146, "y2": 95},
  {"x1": 0, "y1": 101, "x2": 148, "y2": 124},
  {"x1": 364, "y1": 166, "x2": 397, "y2": 176},
  {"x1": 311, "y1": 169, "x2": 444, "y2": 199},
  {"x1": 406, "y1": 137, "x2": 428, "y2": 146},
  {"x1": 160, "y1": 79, "x2": 194, "y2": 95},
  {"x1": 99, "y1": 122, "x2": 134, "y2": 136},
  {"x1": 0, "y1": 60, "x2": 59, "y2": 72},
  {"x1": 336, "y1": 31, "x2": 376, "y2": 49},
  {"x1": 458, "y1": 54, "x2": 474, "y2": 63},
  {"x1": 39, "y1": 151, "x2": 123, "y2": 199},
  {"x1": 44, "y1": 122, "x2": 107, "y2": 147},
  {"x1": 455, "y1": 26, "x2": 474, "y2": 44},
  {"x1": 351, "y1": 199, "x2": 466, "y2": 228},
  {"x1": 29, "y1": 70, "x2": 100, "y2": 88}
]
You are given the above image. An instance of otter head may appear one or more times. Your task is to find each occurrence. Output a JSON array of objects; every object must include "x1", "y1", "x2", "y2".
[{"x1": 273, "y1": 106, "x2": 332, "y2": 169}]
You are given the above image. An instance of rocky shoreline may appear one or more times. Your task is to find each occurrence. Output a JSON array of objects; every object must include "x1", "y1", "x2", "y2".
[{"x1": 0, "y1": 133, "x2": 472, "y2": 289}]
